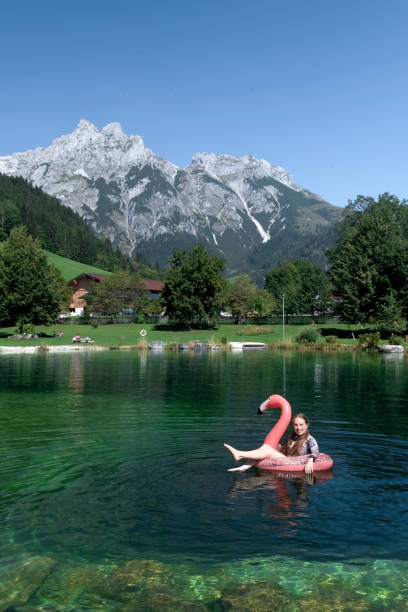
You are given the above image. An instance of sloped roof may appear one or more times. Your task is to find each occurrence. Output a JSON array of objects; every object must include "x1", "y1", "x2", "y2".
[
  {"x1": 144, "y1": 279, "x2": 164, "y2": 291},
  {"x1": 67, "y1": 273, "x2": 108, "y2": 285}
]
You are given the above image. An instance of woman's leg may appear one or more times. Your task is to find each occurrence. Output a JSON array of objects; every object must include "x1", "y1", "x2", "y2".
[{"x1": 224, "y1": 443, "x2": 285, "y2": 462}]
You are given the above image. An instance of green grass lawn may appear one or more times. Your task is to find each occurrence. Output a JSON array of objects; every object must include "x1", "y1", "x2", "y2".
[
  {"x1": 0, "y1": 322, "x2": 370, "y2": 348},
  {"x1": 46, "y1": 252, "x2": 111, "y2": 281}
]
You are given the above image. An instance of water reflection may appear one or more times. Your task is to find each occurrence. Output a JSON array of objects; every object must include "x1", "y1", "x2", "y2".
[
  {"x1": 69, "y1": 352, "x2": 85, "y2": 394},
  {"x1": 229, "y1": 470, "x2": 333, "y2": 535}
]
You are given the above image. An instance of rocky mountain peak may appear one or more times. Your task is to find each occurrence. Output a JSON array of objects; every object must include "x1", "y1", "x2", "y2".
[
  {"x1": 76, "y1": 118, "x2": 99, "y2": 132},
  {"x1": 0, "y1": 121, "x2": 342, "y2": 278},
  {"x1": 190, "y1": 151, "x2": 293, "y2": 187},
  {"x1": 57, "y1": 120, "x2": 146, "y2": 155}
]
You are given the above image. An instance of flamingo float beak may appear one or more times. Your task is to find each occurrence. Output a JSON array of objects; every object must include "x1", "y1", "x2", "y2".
[{"x1": 257, "y1": 398, "x2": 269, "y2": 415}]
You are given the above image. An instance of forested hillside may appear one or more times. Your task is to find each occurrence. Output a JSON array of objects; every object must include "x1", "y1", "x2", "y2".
[{"x1": 0, "y1": 173, "x2": 160, "y2": 278}]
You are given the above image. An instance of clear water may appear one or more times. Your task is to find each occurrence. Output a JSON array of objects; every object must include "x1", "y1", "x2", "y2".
[{"x1": 0, "y1": 349, "x2": 407, "y2": 610}]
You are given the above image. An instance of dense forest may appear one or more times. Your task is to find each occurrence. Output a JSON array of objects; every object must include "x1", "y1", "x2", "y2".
[{"x1": 0, "y1": 173, "x2": 160, "y2": 278}]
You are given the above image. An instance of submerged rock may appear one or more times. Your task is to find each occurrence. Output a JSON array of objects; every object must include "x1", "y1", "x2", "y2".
[
  {"x1": 111, "y1": 559, "x2": 172, "y2": 588},
  {"x1": 296, "y1": 578, "x2": 370, "y2": 611},
  {"x1": 208, "y1": 580, "x2": 290, "y2": 611},
  {"x1": 29, "y1": 559, "x2": 185, "y2": 609},
  {"x1": 0, "y1": 554, "x2": 57, "y2": 611},
  {"x1": 297, "y1": 591, "x2": 369, "y2": 611},
  {"x1": 32, "y1": 564, "x2": 115, "y2": 609},
  {"x1": 13, "y1": 605, "x2": 61, "y2": 611},
  {"x1": 120, "y1": 586, "x2": 208, "y2": 611},
  {"x1": 62, "y1": 559, "x2": 176, "y2": 607},
  {"x1": 90, "y1": 560, "x2": 206, "y2": 609}
]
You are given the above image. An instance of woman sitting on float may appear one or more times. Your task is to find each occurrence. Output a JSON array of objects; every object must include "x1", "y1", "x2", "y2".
[{"x1": 224, "y1": 394, "x2": 333, "y2": 474}]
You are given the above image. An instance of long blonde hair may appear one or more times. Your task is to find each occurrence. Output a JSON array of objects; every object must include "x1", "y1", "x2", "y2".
[{"x1": 281, "y1": 413, "x2": 309, "y2": 456}]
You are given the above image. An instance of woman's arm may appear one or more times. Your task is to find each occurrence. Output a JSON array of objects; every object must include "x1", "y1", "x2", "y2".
[
  {"x1": 304, "y1": 435, "x2": 319, "y2": 474},
  {"x1": 304, "y1": 457, "x2": 315, "y2": 474}
]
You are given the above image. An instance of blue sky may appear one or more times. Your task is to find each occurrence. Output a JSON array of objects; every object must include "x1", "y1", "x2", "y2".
[{"x1": 1, "y1": 0, "x2": 407, "y2": 207}]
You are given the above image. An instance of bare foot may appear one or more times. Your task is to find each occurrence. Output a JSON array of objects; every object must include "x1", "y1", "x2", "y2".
[{"x1": 224, "y1": 443, "x2": 242, "y2": 462}]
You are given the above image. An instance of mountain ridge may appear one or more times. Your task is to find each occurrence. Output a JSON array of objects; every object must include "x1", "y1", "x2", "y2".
[{"x1": 0, "y1": 120, "x2": 342, "y2": 278}]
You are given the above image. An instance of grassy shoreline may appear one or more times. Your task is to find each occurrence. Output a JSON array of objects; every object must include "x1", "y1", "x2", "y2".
[{"x1": 1, "y1": 323, "x2": 406, "y2": 352}]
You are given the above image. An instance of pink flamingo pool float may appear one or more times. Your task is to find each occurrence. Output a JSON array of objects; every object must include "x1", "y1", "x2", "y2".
[{"x1": 255, "y1": 394, "x2": 333, "y2": 472}]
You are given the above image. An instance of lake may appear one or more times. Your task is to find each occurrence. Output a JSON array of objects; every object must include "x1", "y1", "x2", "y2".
[{"x1": 0, "y1": 349, "x2": 407, "y2": 610}]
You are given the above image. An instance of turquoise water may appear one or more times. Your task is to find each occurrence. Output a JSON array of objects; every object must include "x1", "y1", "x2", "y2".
[{"x1": 0, "y1": 349, "x2": 407, "y2": 610}]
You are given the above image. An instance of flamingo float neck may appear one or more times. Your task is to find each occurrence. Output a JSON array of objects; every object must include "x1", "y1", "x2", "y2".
[{"x1": 259, "y1": 394, "x2": 292, "y2": 450}]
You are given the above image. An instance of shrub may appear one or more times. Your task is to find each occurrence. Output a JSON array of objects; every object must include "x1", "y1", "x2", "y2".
[
  {"x1": 77, "y1": 315, "x2": 90, "y2": 325},
  {"x1": 389, "y1": 334, "x2": 404, "y2": 346},
  {"x1": 220, "y1": 336, "x2": 228, "y2": 345},
  {"x1": 358, "y1": 332, "x2": 380, "y2": 352},
  {"x1": 275, "y1": 338, "x2": 293, "y2": 349},
  {"x1": 16, "y1": 322, "x2": 35, "y2": 335},
  {"x1": 296, "y1": 327, "x2": 321, "y2": 345},
  {"x1": 325, "y1": 335, "x2": 338, "y2": 345},
  {"x1": 133, "y1": 313, "x2": 146, "y2": 324},
  {"x1": 90, "y1": 318, "x2": 99, "y2": 328}
]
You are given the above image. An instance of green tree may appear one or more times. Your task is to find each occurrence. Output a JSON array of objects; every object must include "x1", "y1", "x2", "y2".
[
  {"x1": 374, "y1": 292, "x2": 406, "y2": 337},
  {"x1": 0, "y1": 198, "x2": 22, "y2": 240},
  {"x1": 225, "y1": 274, "x2": 257, "y2": 324},
  {"x1": 252, "y1": 289, "x2": 278, "y2": 320},
  {"x1": 265, "y1": 260, "x2": 331, "y2": 318},
  {"x1": 327, "y1": 193, "x2": 408, "y2": 322},
  {"x1": 293, "y1": 259, "x2": 332, "y2": 318},
  {"x1": 264, "y1": 262, "x2": 301, "y2": 315},
  {"x1": 144, "y1": 296, "x2": 163, "y2": 316},
  {"x1": 0, "y1": 226, "x2": 68, "y2": 327},
  {"x1": 86, "y1": 270, "x2": 147, "y2": 315},
  {"x1": 161, "y1": 245, "x2": 225, "y2": 327}
]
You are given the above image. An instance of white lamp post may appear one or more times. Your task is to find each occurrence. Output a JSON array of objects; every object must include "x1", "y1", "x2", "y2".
[{"x1": 282, "y1": 293, "x2": 285, "y2": 341}]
